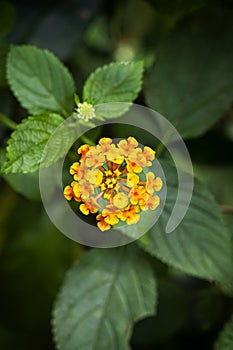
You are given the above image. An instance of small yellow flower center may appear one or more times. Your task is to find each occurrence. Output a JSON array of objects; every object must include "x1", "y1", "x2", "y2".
[
  {"x1": 74, "y1": 102, "x2": 96, "y2": 121},
  {"x1": 102, "y1": 168, "x2": 122, "y2": 190}
]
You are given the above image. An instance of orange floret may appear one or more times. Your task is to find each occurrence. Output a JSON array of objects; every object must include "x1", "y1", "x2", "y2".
[
  {"x1": 64, "y1": 185, "x2": 74, "y2": 201},
  {"x1": 64, "y1": 136, "x2": 161, "y2": 232},
  {"x1": 79, "y1": 198, "x2": 99, "y2": 215},
  {"x1": 118, "y1": 137, "x2": 138, "y2": 156},
  {"x1": 142, "y1": 146, "x2": 155, "y2": 166},
  {"x1": 69, "y1": 162, "x2": 80, "y2": 180},
  {"x1": 146, "y1": 172, "x2": 163, "y2": 194},
  {"x1": 118, "y1": 204, "x2": 140, "y2": 225}
]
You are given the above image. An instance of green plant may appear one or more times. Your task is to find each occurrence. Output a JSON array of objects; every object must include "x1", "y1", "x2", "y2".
[{"x1": 0, "y1": 43, "x2": 233, "y2": 350}]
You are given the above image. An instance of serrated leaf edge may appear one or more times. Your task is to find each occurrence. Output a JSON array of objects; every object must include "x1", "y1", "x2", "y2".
[
  {"x1": 6, "y1": 45, "x2": 75, "y2": 116},
  {"x1": 1, "y1": 113, "x2": 63, "y2": 174},
  {"x1": 83, "y1": 60, "x2": 144, "y2": 105}
]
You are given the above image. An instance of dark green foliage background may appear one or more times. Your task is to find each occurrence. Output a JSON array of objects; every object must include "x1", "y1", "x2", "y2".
[{"x1": 0, "y1": 0, "x2": 233, "y2": 349}]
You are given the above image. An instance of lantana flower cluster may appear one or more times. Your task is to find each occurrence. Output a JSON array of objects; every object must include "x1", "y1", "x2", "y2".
[{"x1": 64, "y1": 137, "x2": 163, "y2": 231}]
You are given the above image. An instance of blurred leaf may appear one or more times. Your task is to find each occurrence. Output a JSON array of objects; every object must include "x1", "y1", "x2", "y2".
[
  {"x1": 146, "y1": 10, "x2": 233, "y2": 138},
  {"x1": 132, "y1": 277, "x2": 188, "y2": 346},
  {"x1": 132, "y1": 274, "x2": 228, "y2": 347},
  {"x1": 29, "y1": 0, "x2": 101, "y2": 60},
  {"x1": 83, "y1": 61, "x2": 144, "y2": 105},
  {"x1": 0, "y1": 327, "x2": 31, "y2": 350},
  {"x1": 85, "y1": 16, "x2": 113, "y2": 52},
  {"x1": 4, "y1": 171, "x2": 40, "y2": 200},
  {"x1": 139, "y1": 161, "x2": 233, "y2": 292},
  {"x1": 0, "y1": 1, "x2": 15, "y2": 39},
  {"x1": 0, "y1": 183, "x2": 18, "y2": 253},
  {"x1": 0, "y1": 204, "x2": 74, "y2": 340},
  {"x1": 112, "y1": 0, "x2": 161, "y2": 48},
  {"x1": 0, "y1": 1, "x2": 15, "y2": 87},
  {"x1": 194, "y1": 164, "x2": 233, "y2": 206},
  {"x1": 1, "y1": 113, "x2": 63, "y2": 174},
  {"x1": 53, "y1": 244, "x2": 157, "y2": 350},
  {"x1": 7, "y1": 45, "x2": 75, "y2": 116},
  {"x1": 147, "y1": 0, "x2": 207, "y2": 16},
  {"x1": 214, "y1": 313, "x2": 233, "y2": 350},
  {"x1": 0, "y1": 148, "x2": 40, "y2": 200},
  {"x1": 224, "y1": 116, "x2": 233, "y2": 142}
]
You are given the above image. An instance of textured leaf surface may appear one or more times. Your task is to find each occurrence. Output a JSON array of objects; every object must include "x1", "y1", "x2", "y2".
[
  {"x1": 7, "y1": 45, "x2": 75, "y2": 116},
  {"x1": 139, "y1": 161, "x2": 233, "y2": 291},
  {"x1": 145, "y1": 12, "x2": 233, "y2": 138},
  {"x1": 41, "y1": 120, "x2": 77, "y2": 168},
  {"x1": 53, "y1": 245, "x2": 157, "y2": 350},
  {"x1": 1, "y1": 114, "x2": 63, "y2": 174},
  {"x1": 214, "y1": 314, "x2": 233, "y2": 350},
  {"x1": 83, "y1": 61, "x2": 144, "y2": 105}
]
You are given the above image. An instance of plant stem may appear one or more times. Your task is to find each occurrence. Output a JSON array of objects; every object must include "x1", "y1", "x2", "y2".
[
  {"x1": 156, "y1": 142, "x2": 165, "y2": 157},
  {"x1": 219, "y1": 205, "x2": 233, "y2": 214},
  {"x1": 0, "y1": 113, "x2": 17, "y2": 130},
  {"x1": 80, "y1": 135, "x2": 96, "y2": 146}
]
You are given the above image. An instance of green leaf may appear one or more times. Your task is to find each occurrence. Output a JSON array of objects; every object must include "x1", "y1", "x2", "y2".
[
  {"x1": 53, "y1": 244, "x2": 157, "y2": 350},
  {"x1": 40, "y1": 120, "x2": 77, "y2": 168},
  {"x1": 7, "y1": 45, "x2": 75, "y2": 116},
  {"x1": 74, "y1": 93, "x2": 80, "y2": 106},
  {"x1": 145, "y1": 11, "x2": 233, "y2": 138},
  {"x1": 214, "y1": 314, "x2": 233, "y2": 350},
  {"x1": 83, "y1": 61, "x2": 144, "y2": 105},
  {"x1": 138, "y1": 161, "x2": 233, "y2": 291},
  {"x1": 1, "y1": 113, "x2": 64, "y2": 174},
  {"x1": 0, "y1": 148, "x2": 40, "y2": 200}
]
